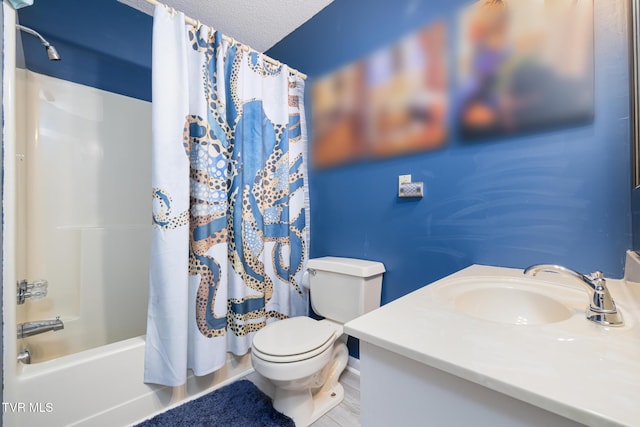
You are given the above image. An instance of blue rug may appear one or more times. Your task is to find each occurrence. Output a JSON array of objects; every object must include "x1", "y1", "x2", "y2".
[{"x1": 136, "y1": 380, "x2": 295, "y2": 427}]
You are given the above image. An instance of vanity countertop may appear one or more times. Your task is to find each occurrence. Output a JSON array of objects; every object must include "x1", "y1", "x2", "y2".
[{"x1": 344, "y1": 265, "x2": 640, "y2": 427}]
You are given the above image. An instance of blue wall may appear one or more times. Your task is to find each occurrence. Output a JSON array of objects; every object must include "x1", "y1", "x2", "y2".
[
  {"x1": 267, "y1": 0, "x2": 632, "y2": 312},
  {"x1": 16, "y1": 0, "x2": 633, "y2": 357},
  {"x1": 17, "y1": 0, "x2": 152, "y2": 101}
]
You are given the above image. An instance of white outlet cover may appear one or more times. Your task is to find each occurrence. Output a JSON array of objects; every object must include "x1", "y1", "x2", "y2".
[
  {"x1": 398, "y1": 174, "x2": 412, "y2": 191},
  {"x1": 399, "y1": 174, "x2": 412, "y2": 184}
]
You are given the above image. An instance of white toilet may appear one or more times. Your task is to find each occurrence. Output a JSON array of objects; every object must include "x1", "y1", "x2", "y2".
[{"x1": 251, "y1": 257, "x2": 385, "y2": 426}]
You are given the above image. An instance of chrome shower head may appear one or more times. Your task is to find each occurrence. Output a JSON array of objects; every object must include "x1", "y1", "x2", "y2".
[
  {"x1": 45, "y1": 44, "x2": 61, "y2": 61},
  {"x1": 16, "y1": 24, "x2": 61, "y2": 61}
]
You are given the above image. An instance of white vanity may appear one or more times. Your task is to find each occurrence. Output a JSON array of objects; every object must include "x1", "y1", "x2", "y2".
[{"x1": 345, "y1": 256, "x2": 640, "y2": 427}]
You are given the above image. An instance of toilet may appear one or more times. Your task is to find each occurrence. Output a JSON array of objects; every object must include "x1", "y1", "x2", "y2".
[{"x1": 251, "y1": 257, "x2": 385, "y2": 426}]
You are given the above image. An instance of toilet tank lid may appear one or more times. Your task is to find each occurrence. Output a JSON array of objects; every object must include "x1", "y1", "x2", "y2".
[{"x1": 307, "y1": 257, "x2": 385, "y2": 277}]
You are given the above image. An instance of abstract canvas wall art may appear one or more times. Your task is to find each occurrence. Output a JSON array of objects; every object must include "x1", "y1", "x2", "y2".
[
  {"x1": 312, "y1": 21, "x2": 448, "y2": 168},
  {"x1": 457, "y1": 0, "x2": 594, "y2": 139}
]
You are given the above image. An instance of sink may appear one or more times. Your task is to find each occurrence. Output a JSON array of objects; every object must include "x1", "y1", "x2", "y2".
[
  {"x1": 454, "y1": 287, "x2": 573, "y2": 325},
  {"x1": 431, "y1": 277, "x2": 579, "y2": 326}
]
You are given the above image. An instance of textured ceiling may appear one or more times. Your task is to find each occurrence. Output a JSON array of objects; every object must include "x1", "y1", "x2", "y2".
[{"x1": 118, "y1": 0, "x2": 334, "y2": 52}]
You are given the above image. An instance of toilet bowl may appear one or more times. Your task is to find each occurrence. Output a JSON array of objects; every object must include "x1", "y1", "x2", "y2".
[
  {"x1": 251, "y1": 257, "x2": 385, "y2": 426},
  {"x1": 251, "y1": 317, "x2": 348, "y2": 426}
]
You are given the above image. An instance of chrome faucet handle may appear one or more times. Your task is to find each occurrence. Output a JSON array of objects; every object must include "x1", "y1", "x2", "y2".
[
  {"x1": 17, "y1": 279, "x2": 49, "y2": 304},
  {"x1": 524, "y1": 264, "x2": 624, "y2": 327},
  {"x1": 589, "y1": 271, "x2": 604, "y2": 280}
]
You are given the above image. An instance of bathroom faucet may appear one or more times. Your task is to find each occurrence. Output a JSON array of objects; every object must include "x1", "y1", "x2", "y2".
[
  {"x1": 17, "y1": 317, "x2": 64, "y2": 339},
  {"x1": 524, "y1": 264, "x2": 624, "y2": 327}
]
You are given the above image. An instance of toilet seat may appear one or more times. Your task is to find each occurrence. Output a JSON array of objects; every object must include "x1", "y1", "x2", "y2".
[{"x1": 252, "y1": 317, "x2": 337, "y2": 363}]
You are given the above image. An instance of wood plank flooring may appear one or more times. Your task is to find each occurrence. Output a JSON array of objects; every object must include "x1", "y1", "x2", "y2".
[{"x1": 244, "y1": 368, "x2": 360, "y2": 427}]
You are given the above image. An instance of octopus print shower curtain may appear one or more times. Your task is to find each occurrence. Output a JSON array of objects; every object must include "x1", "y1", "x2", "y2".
[{"x1": 144, "y1": 5, "x2": 310, "y2": 387}]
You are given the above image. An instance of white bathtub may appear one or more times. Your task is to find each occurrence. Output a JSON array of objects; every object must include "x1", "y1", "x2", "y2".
[{"x1": 6, "y1": 336, "x2": 252, "y2": 426}]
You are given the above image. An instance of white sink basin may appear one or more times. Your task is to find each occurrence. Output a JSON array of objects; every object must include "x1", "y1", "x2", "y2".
[
  {"x1": 431, "y1": 277, "x2": 581, "y2": 326},
  {"x1": 454, "y1": 287, "x2": 573, "y2": 325}
]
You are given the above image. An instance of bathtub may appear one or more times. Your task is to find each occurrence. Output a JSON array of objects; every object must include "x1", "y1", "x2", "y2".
[{"x1": 6, "y1": 336, "x2": 252, "y2": 426}]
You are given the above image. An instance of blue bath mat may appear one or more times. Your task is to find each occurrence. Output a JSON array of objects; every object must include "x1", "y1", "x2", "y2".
[{"x1": 135, "y1": 380, "x2": 295, "y2": 427}]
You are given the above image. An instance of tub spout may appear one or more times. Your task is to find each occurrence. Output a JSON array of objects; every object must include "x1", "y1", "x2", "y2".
[{"x1": 17, "y1": 317, "x2": 64, "y2": 339}]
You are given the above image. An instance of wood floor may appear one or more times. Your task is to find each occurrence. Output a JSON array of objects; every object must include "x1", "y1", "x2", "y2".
[{"x1": 244, "y1": 368, "x2": 361, "y2": 427}]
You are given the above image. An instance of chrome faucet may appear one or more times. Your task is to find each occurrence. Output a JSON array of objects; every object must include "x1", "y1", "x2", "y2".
[
  {"x1": 17, "y1": 349, "x2": 31, "y2": 364},
  {"x1": 524, "y1": 264, "x2": 624, "y2": 326},
  {"x1": 17, "y1": 317, "x2": 64, "y2": 339}
]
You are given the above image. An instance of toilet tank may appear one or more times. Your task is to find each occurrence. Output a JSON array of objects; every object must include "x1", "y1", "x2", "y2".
[{"x1": 307, "y1": 257, "x2": 385, "y2": 323}]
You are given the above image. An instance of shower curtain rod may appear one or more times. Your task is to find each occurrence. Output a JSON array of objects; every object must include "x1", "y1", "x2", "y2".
[{"x1": 140, "y1": 0, "x2": 307, "y2": 80}]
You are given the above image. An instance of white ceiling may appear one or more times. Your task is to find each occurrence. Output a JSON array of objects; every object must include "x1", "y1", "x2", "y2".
[{"x1": 119, "y1": 0, "x2": 333, "y2": 52}]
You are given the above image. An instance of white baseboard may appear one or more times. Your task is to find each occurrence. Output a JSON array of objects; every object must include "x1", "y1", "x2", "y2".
[{"x1": 346, "y1": 356, "x2": 360, "y2": 375}]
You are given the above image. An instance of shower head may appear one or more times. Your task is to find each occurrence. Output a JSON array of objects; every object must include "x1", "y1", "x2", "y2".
[
  {"x1": 46, "y1": 44, "x2": 61, "y2": 61},
  {"x1": 16, "y1": 24, "x2": 61, "y2": 61}
]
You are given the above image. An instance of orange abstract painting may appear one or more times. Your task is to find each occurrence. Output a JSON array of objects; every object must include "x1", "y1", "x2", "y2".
[{"x1": 312, "y1": 21, "x2": 448, "y2": 168}]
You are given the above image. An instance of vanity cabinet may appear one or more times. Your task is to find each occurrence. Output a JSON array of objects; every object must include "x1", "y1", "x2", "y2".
[
  {"x1": 345, "y1": 265, "x2": 640, "y2": 427},
  {"x1": 359, "y1": 342, "x2": 583, "y2": 427}
]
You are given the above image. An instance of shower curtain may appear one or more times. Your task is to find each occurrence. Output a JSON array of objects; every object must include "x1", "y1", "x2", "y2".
[{"x1": 144, "y1": 6, "x2": 310, "y2": 387}]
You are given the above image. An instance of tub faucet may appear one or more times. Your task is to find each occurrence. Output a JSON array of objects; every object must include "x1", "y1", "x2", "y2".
[
  {"x1": 17, "y1": 317, "x2": 64, "y2": 339},
  {"x1": 17, "y1": 349, "x2": 31, "y2": 364},
  {"x1": 524, "y1": 264, "x2": 624, "y2": 327}
]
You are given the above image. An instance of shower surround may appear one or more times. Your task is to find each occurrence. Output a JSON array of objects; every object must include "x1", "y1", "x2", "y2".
[{"x1": 2, "y1": 8, "x2": 253, "y2": 424}]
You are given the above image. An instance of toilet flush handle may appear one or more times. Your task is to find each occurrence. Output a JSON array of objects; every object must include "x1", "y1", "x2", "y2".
[{"x1": 302, "y1": 268, "x2": 316, "y2": 290}]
